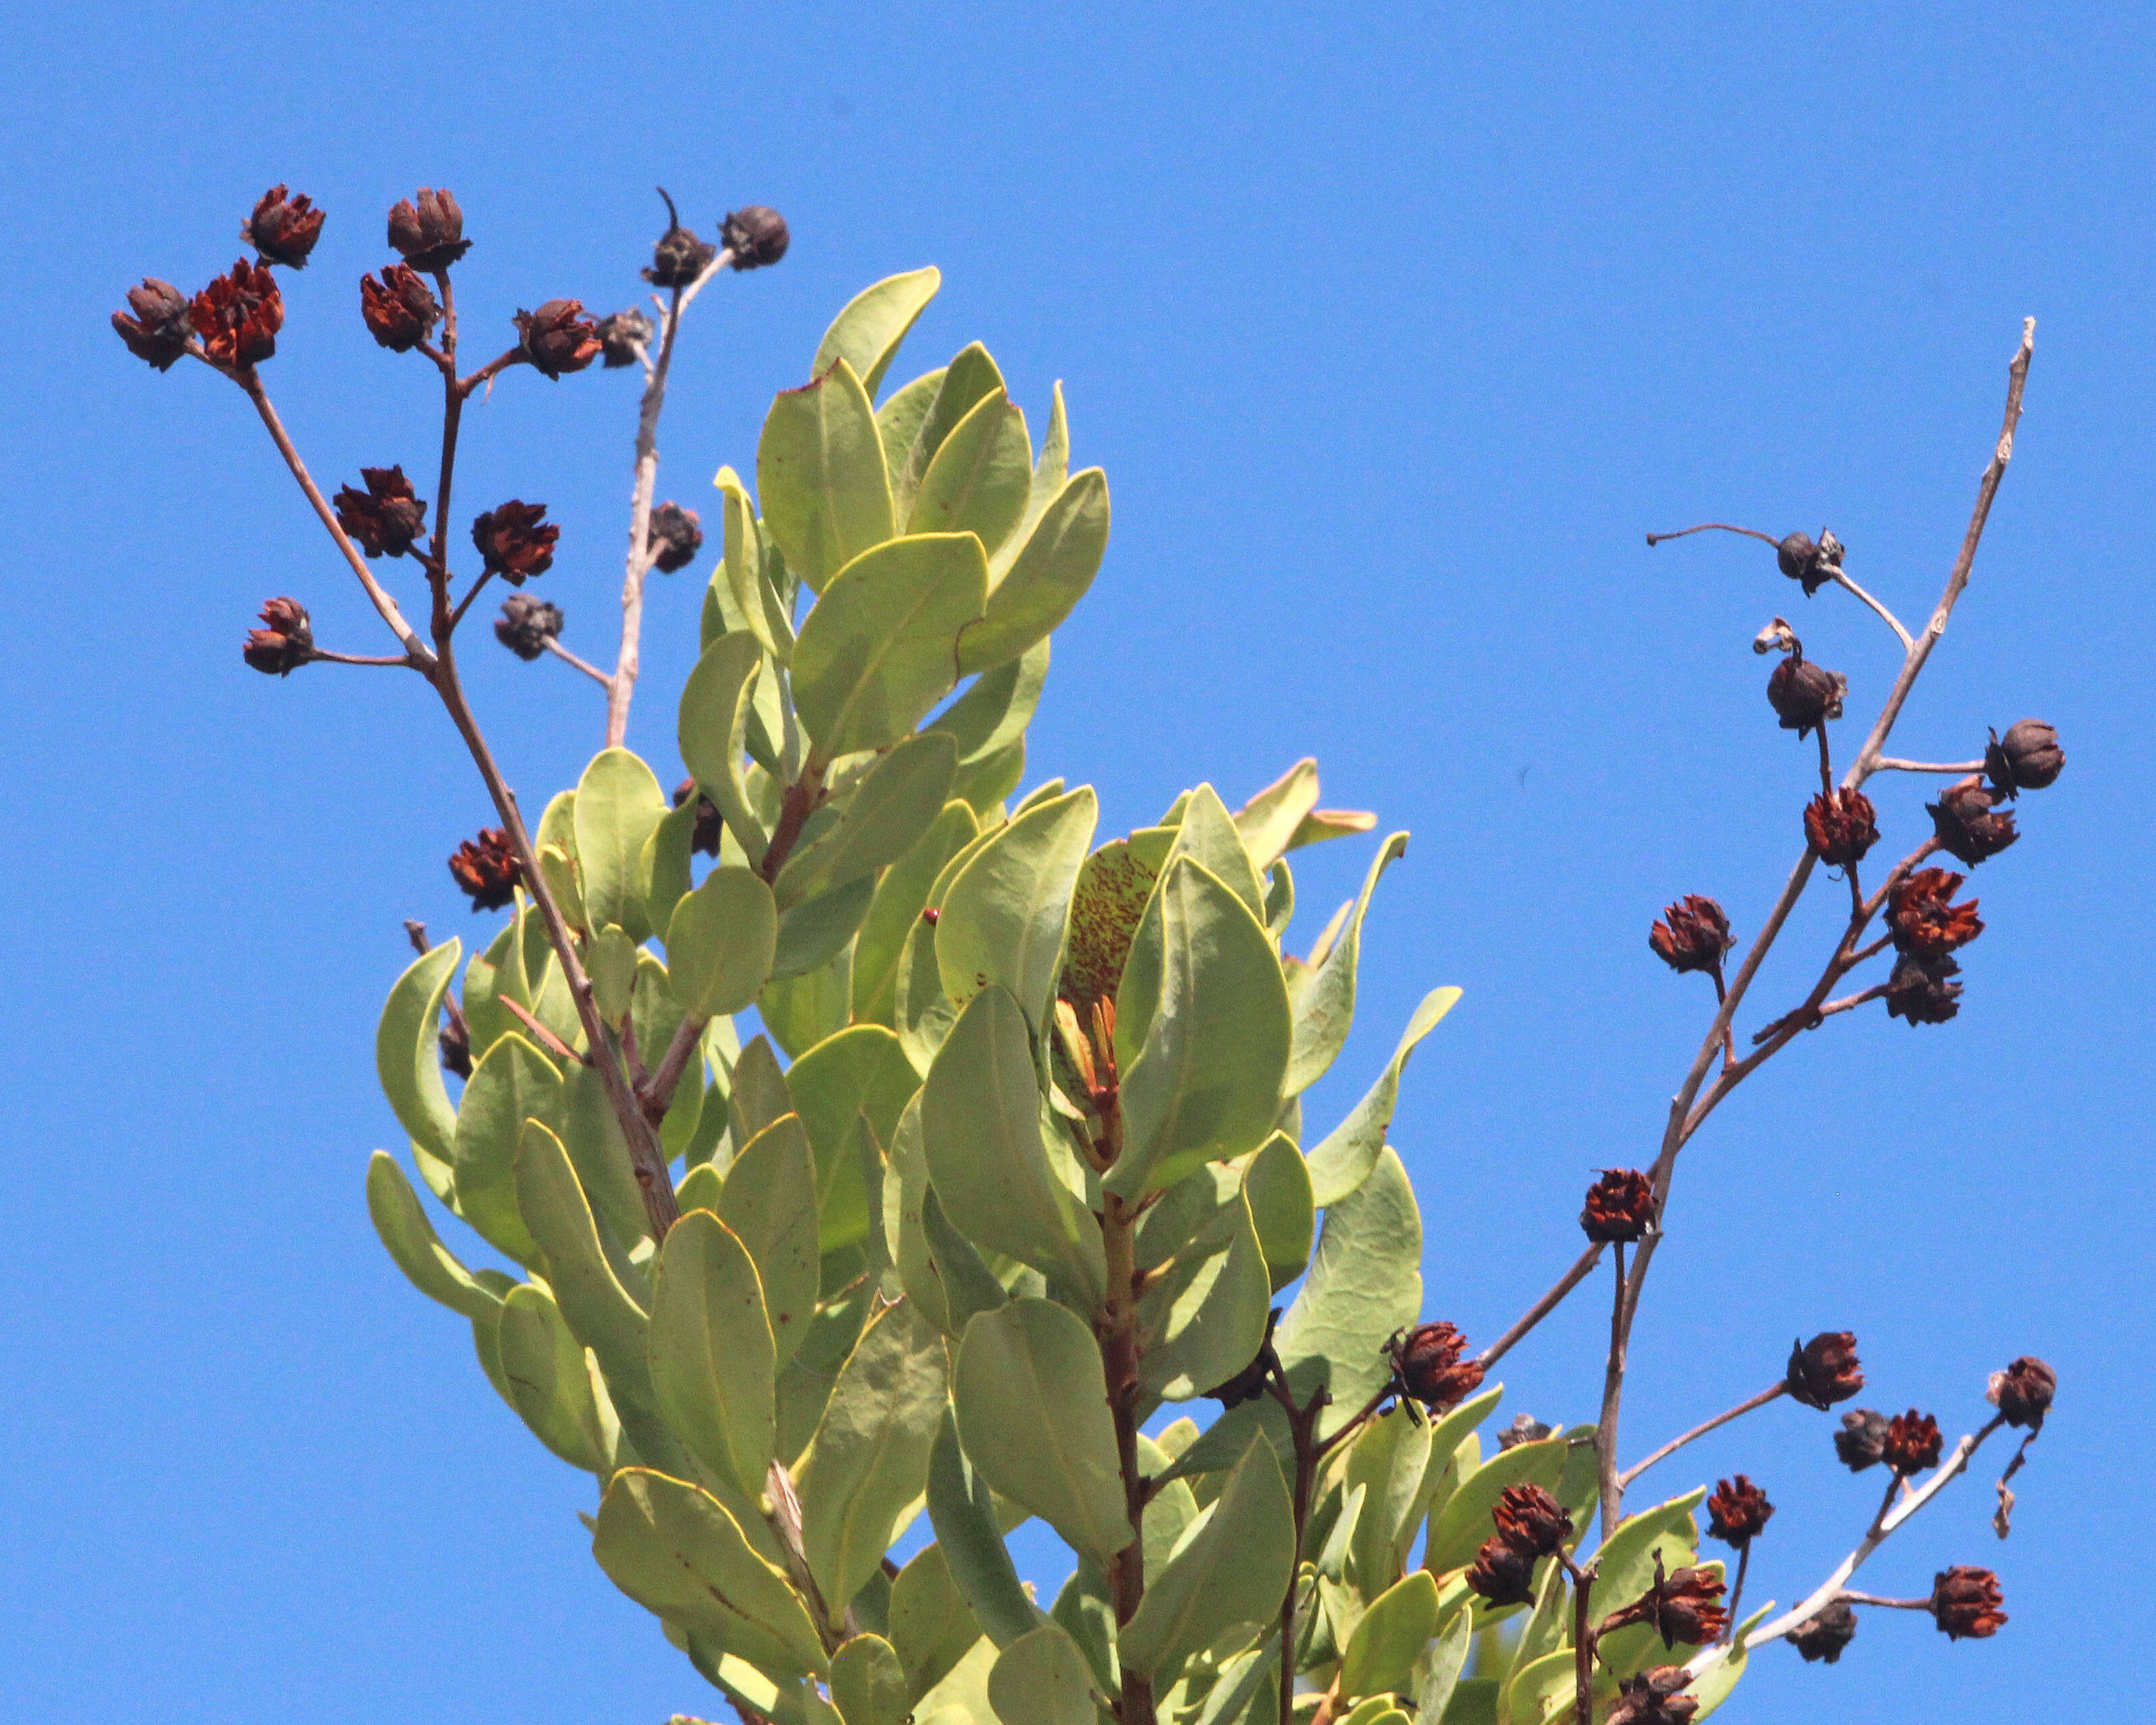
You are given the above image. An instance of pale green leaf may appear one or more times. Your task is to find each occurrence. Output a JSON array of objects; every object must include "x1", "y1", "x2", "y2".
[
  {"x1": 830, "y1": 1632, "x2": 910, "y2": 1725},
  {"x1": 452, "y1": 1031, "x2": 562, "y2": 1267},
  {"x1": 987, "y1": 1624, "x2": 1098, "y2": 1725},
  {"x1": 575, "y1": 748, "x2": 668, "y2": 944},
  {"x1": 375, "y1": 938, "x2": 461, "y2": 1203},
  {"x1": 759, "y1": 358, "x2": 894, "y2": 595},
  {"x1": 1244, "y1": 1130, "x2": 1315, "y2": 1293},
  {"x1": 498, "y1": 1281, "x2": 609, "y2": 1472},
  {"x1": 926, "y1": 1408, "x2": 1048, "y2": 1649},
  {"x1": 679, "y1": 632, "x2": 772, "y2": 864},
  {"x1": 813, "y1": 267, "x2": 941, "y2": 398},
  {"x1": 909, "y1": 387, "x2": 1032, "y2": 558},
  {"x1": 936, "y1": 785, "x2": 1098, "y2": 1032},
  {"x1": 365, "y1": 1150, "x2": 501, "y2": 1320},
  {"x1": 717, "y1": 1114, "x2": 822, "y2": 1368},
  {"x1": 1234, "y1": 760, "x2": 1322, "y2": 869},
  {"x1": 853, "y1": 800, "x2": 978, "y2": 1027},
  {"x1": 1305, "y1": 986, "x2": 1462, "y2": 1206},
  {"x1": 888, "y1": 1543, "x2": 982, "y2": 1704},
  {"x1": 667, "y1": 867, "x2": 779, "y2": 1019},
  {"x1": 957, "y1": 467, "x2": 1109, "y2": 675},
  {"x1": 1340, "y1": 1570, "x2": 1439, "y2": 1701},
  {"x1": 892, "y1": 343, "x2": 1006, "y2": 519},
  {"x1": 649, "y1": 1210, "x2": 778, "y2": 1498},
  {"x1": 1286, "y1": 832, "x2": 1409, "y2": 1096},
  {"x1": 778, "y1": 731, "x2": 958, "y2": 906}
]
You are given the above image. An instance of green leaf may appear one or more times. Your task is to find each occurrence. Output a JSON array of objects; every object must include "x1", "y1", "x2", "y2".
[
  {"x1": 714, "y1": 467, "x2": 796, "y2": 665},
  {"x1": 575, "y1": 748, "x2": 668, "y2": 944},
  {"x1": 1138, "y1": 1190, "x2": 1271, "y2": 1402},
  {"x1": 1287, "y1": 808, "x2": 1379, "y2": 853},
  {"x1": 1109, "y1": 858, "x2": 1293, "y2": 1200},
  {"x1": 957, "y1": 468, "x2": 1110, "y2": 675},
  {"x1": 759, "y1": 359, "x2": 895, "y2": 596},
  {"x1": 375, "y1": 938, "x2": 462, "y2": 1203},
  {"x1": 513, "y1": 1121, "x2": 689, "y2": 1476},
  {"x1": 676, "y1": 1160, "x2": 725, "y2": 1214},
  {"x1": 949, "y1": 736, "x2": 1027, "y2": 816},
  {"x1": 779, "y1": 731, "x2": 959, "y2": 906},
  {"x1": 1166, "y1": 784, "x2": 1266, "y2": 918},
  {"x1": 1286, "y1": 833, "x2": 1410, "y2": 1096},
  {"x1": 937, "y1": 786, "x2": 1098, "y2": 1031},
  {"x1": 1245, "y1": 1131, "x2": 1315, "y2": 1293},
  {"x1": 594, "y1": 1468, "x2": 829, "y2": 1678},
  {"x1": 1340, "y1": 1570, "x2": 1440, "y2": 1702},
  {"x1": 888, "y1": 1544, "x2": 982, "y2": 1704},
  {"x1": 1058, "y1": 831, "x2": 1170, "y2": 1029},
  {"x1": 452, "y1": 1032, "x2": 562, "y2": 1267},
  {"x1": 365, "y1": 1150, "x2": 502, "y2": 1320},
  {"x1": 1022, "y1": 381, "x2": 1069, "y2": 540},
  {"x1": 1686, "y1": 1607, "x2": 1765, "y2": 1720},
  {"x1": 649, "y1": 1210, "x2": 778, "y2": 1499},
  {"x1": 1234, "y1": 761, "x2": 1322, "y2": 869},
  {"x1": 926, "y1": 638, "x2": 1050, "y2": 766},
  {"x1": 797, "y1": 1299, "x2": 951, "y2": 1622},
  {"x1": 785, "y1": 1024, "x2": 917, "y2": 1252},
  {"x1": 679, "y1": 632, "x2": 772, "y2": 865},
  {"x1": 777, "y1": 1285, "x2": 874, "y2": 1468},
  {"x1": 587, "y1": 923, "x2": 639, "y2": 1023},
  {"x1": 1305, "y1": 987, "x2": 1463, "y2": 1207},
  {"x1": 1423, "y1": 1439, "x2": 1569, "y2": 1576},
  {"x1": 1412, "y1": 1387, "x2": 1505, "y2": 1526},
  {"x1": 830, "y1": 1633, "x2": 910, "y2": 1725},
  {"x1": 498, "y1": 1281, "x2": 610, "y2": 1472},
  {"x1": 730, "y1": 1034, "x2": 794, "y2": 1145},
  {"x1": 793, "y1": 533, "x2": 989, "y2": 757},
  {"x1": 1346, "y1": 1408, "x2": 1436, "y2": 1595},
  {"x1": 813, "y1": 267, "x2": 942, "y2": 398},
  {"x1": 1276, "y1": 1147, "x2": 1423, "y2": 1441},
  {"x1": 889, "y1": 1093, "x2": 1007, "y2": 1339},
  {"x1": 771, "y1": 875, "x2": 876, "y2": 980},
  {"x1": 952, "y1": 1298, "x2": 1128, "y2": 1569},
  {"x1": 1579, "y1": 1489, "x2": 1704, "y2": 1639},
  {"x1": 892, "y1": 343, "x2": 1007, "y2": 519},
  {"x1": 853, "y1": 800, "x2": 978, "y2": 1027},
  {"x1": 909, "y1": 387, "x2": 1032, "y2": 557},
  {"x1": 716, "y1": 1114, "x2": 822, "y2": 1368},
  {"x1": 922, "y1": 987, "x2": 1105, "y2": 1304},
  {"x1": 926, "y1": 1408, "x2": 1048, "y2": 1649},
  {"x1": 667, "y1": 867, "x2": 779, "y2": 1019},
  {"x1": 1120, "y1": 1437, "x2": 1294, "y2": 1684},
  {"x1": 987, "y1": 1624, "x2": 1099, "y2": 1725},
  {"x1": 1412, "y1": 1605, "x2": 1474, "y2": 1722},
  {"x1": 876, "y1": 369, "x2": 945, "y2": 494}
]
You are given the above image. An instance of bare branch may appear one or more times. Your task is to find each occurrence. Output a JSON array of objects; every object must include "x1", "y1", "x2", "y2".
[
  {"x1": 1478, "y1": 1243, "x2": 1604, "y2": 1370},
  {"x1": 1619, "y1": 1383, "x2": 1786, "y2": 1489}
]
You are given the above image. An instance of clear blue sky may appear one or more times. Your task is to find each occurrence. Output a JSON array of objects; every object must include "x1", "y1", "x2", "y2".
[{"x1": 4, "y1": 5, "x2": 2147, "y2": 1721}]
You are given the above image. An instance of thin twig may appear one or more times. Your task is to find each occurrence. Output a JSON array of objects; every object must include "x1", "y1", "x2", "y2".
[
  {"x1": 641, "y1": 1011, "x2": 710, "y2": 1125},
  {"x1": 500, "y1": 994, "x2": 589, "y2": 1066},
  {"x1": 1837, "y1": 1591, "x2": 1932, "y2": 1611},
  {"x1": 1829, "y1": 571, "x2": 1915, "y2": 652},
  {"x1": 545, "y1": 638, "x2": 616, "y2": 689},
  {"x1": 1872, "y1": 757, "x2": 1987, "y2": 775},
  {"x1": 1477, "y1": 1243, "x2": 1605, "y2": 1369},
  {"x1": 444, "y1": 569, "x2": 494, "y2": 635},
  {"x1": 1644, "y1": 523, "x2": 1782, "y2": 548},
  {"x1": 311, "y1": 650, "x2": 414, "y2": 668},
  {"x1": 1619, "y1": 1383, "x2": 1786, "y2": 1489}
]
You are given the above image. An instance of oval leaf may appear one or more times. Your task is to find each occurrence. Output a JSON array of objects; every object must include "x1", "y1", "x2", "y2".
[
  {"x1": 1305, "y1": 985, "x2": 1462, "y2": 1207},
  {"x1": 575, "y1": 748, "x2": 668, "y2": 944},
  {"x1": 957, "y1": 467, "x2": 1109, "y2": 675},
  {"x1": 649, "y1": 1210, "x2": 779, "y2": 1499},
  {"x1": 668, "y1": 867, "x2": 779, "y2": 1019},
  {"x1": 758, "y1": 358, "x2": 894, "y2": 595},
  {"x1": 936, "y1": 785, "x2": 1099, "y2": 1032},
  {"x1": 814, "y1": 267, "x2": 941, "y2": 398},
  {"x1": 909, "y1": 387, "x2": 1032, "y2": 557}
]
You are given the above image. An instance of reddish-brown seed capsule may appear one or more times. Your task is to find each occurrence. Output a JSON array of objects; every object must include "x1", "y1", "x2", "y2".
[
  {"x1": 1887, "y1": 867, "x2": 1983, "y2": 962},
  {"x1": 1602, "y1": 1560, "x2": 1729, "y2": 1649},
  {"x1": 645, "y1": 190, "x2": 718, "y2": 288},
  {"x1": 1987, "y1": 1356, "x2": 2056, "y2": 1431},
  {"x1": 1775, "y1": 529, "x2": 1843, "y2": 596},
  {"x1": 1465, "y1": 1535, "x2": 1539, "y2": 1607},
  {"x1": 1833, "y1": 1408, "x2": 1889, "y2": 1472},
  {"x1": 671, "y1": 779, "x2": 725, "y2": 858},
  {"x1": 387, "y1": 187, "x2": 470, "y2": 271},
  {"x1": 495, "y1": 593, "x2": 564, "y2": 662},
  {"x1": 1985, "y1": 720, "x2": 2064, "y2": 798},
  {"x1": 647, "y1": 502, "x2": 704, "y2": 573},
  {"x1": 1882, "y1": 1409, "x2": 1943, "y2": 1476},
  {"x1": 1706, "y1": 1475, "x2": 1774, "y2": 1547},
  {"x1": 1491, "y1": 1484, "x2": 1573, "y2": 1557},
  {"x1": 244, "y1": 184, "x2": 325, "y2": 268},
  {"x1": 334, "y1": 466, "x2": 427, "y2": 559},
  {"x1": 360, "y1": 263, "x2": 442, "y2": 352},
  {"x1": 1928, "y1": 775, "x2": 2019, "y2": 867},
  {"x1": 242, "y1": 596, "x2": 314, "y2": 676},
  {"x1": 1787, "y1": 1600, "x2": 1858, "y2": 1664},
  {"x1": 514, "y1": 299, "x2": 603, "y2": 378},
  {"x1": 190, "y1": 259, "x2": 284, "y2": 368},
  {"x1": 1388, "y1": 1321, "x2": 1486, "y2": 1412},
  {"x1": 472, "y1": 501, "x2": 558, "y2": 585},
  {"x1": 1785, "y1": 1332, "x2": 1864, "y2": 1409},
  {"x1": 1931, "y1": 1566, "x2": 2007, "y2": 1641},
  {"x1": 1804, "y1": 787, "x2": 1878, "y2": 867},
  {"x1": 1766, "y1": 653, "x2": 1847, "y2": 738},
  {"x1": 1581, "y1": 1168, "x2": 1657, "y2": 1243},
  {"x1": 722, "y1": 205, "x2": 790, "y2": 269},
  {"x1": 449, "y1": 828, "x2": 521, "y2": 912},
  {"x1": 1885, "y1": 954, "x2": 1963, "y2": 1025},
  {"x1": 1649, "y1": 894, "x2": 1732, "y2": 975},
  {"x1": 112, "y1": 278, "x2": 194, "y2": 370},
  {"x1": 597, "y1": 307, "x2": 654, "y2": 368},
  {"x1": 1606, "y1": 1668, "x2": 1700, "y2": 1725}
]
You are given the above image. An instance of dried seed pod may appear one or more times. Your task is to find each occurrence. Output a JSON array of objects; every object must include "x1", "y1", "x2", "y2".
[
  {"x1": 448, "y1": 827, "x2": 521, "y2": 912},
  {"x1": 1930, "y1": 1566, "x2": 2007, "y2": 1640},
  {"x1": 438, "y1": 1012, "x2": 473, "y2": 1079},
  {"x1": 1886, "y1": 867, "x2": 1983, "y2": 961},
  {"x1": 1787, "y1": 1600, "x2": 1858, "y2": 1664},
  {"x1": 334, "y1": 466, "x2": 427, "y2": 559},
  {"x1": 1785, "y1": 1331, "x2": 1864, "y2": 1408},
  {"x1": 1581, "y1": 1168, "x2": 1656, "y2": 1243},
  {"x1": 514, "y1": 299, "x2": 602, "y2": 378},
  {"x1": 494, "y1": 593, "x2": 564, "y2": 661},
  {"x1": 360, "y1": 263, "x2": 442, "y2": 352},
  {"x1": 1606, "y1": 1668, "x2": 1700, "y2": 1725},
  {"x1": 1649, "y1": 895, "x2": 1732, "y2": 975},
  {"x1": 1766, "y1": 652, "x2": 1847, "y2": 738},
  {"x1": 1882, "y1": 1409, "x2": 1943, "y2": 1476},
  {"x1": 1804, "y1": 788, "x2": 1878, "y2": 867},
  {"x1": 1496, "y1": 1414, "x2": 1553, "y2": 1450},
  {"x1": 646, "y1": 502, "x2": 704, "y2": 573},
  {"x1": 1987, "y1": 1356, "x2": 2055, "y2": 1431},
  {"x1": 471, "y1": 501, "x2": 558, "y2": 584},
  {"x1": 1833, "y1": 1408, "x2": 1890, "y2": 1472},
  {"x1": 1705, "y1": 1475, "x2": 1774, "y2": 1547},
  {"x1": 387, "y1": 187, "x2": 470, "y2": 271},
  {"x1": 242, "y1": 596, "x2": 315, "y2": 676},
  {"x1": 1985, "y1": 720, "x2": 2063, "y2": 797},
  {"x1": 1885, "y1": 954, "x2": 1963, "y2": 1025},
  {"x1": 112, "y1": 277, "x2": 194, "y2": 371},
  {"x1": 1602, "y1": 1559, "x2": 1729, "y2": 1649},
  {"x1": 1928, "y1": 775, "x2": 2019, "y2": 866},
  {"x1": 597, "y1": 307, "x2": 654, "y2": 368},
  {"x1": 1776, "y1": 528, "x2": 1843, "y2": 596},
  {"x1": 722, "y1": 204, "x2": 789, "y2": 269},
  {"x1": 244, "y1": 184, "x2": 324, "y2": 267},
  {"x1": 190, "y1": 259, "x2": 284, "y2": 368},
  {"x1": 1465, "y1": 1535, "x2": 1538, "y2": 1607},
  {"x1": 1388, "y1": 1321, "x2": 1485, "y2": 1412},
  {"x1": 1491, "y1": 1484, "x2": 1573, "y2": 1557},
  {"x1": 1203, "y1": 1310, "x2": 1280, "y2": 1408},
  {"x1": 644, "y1": 189, "x2": 718, "y2": 287},
  {"x1": 672, "y1": 778, "x2": 724, "y2": 858}
]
